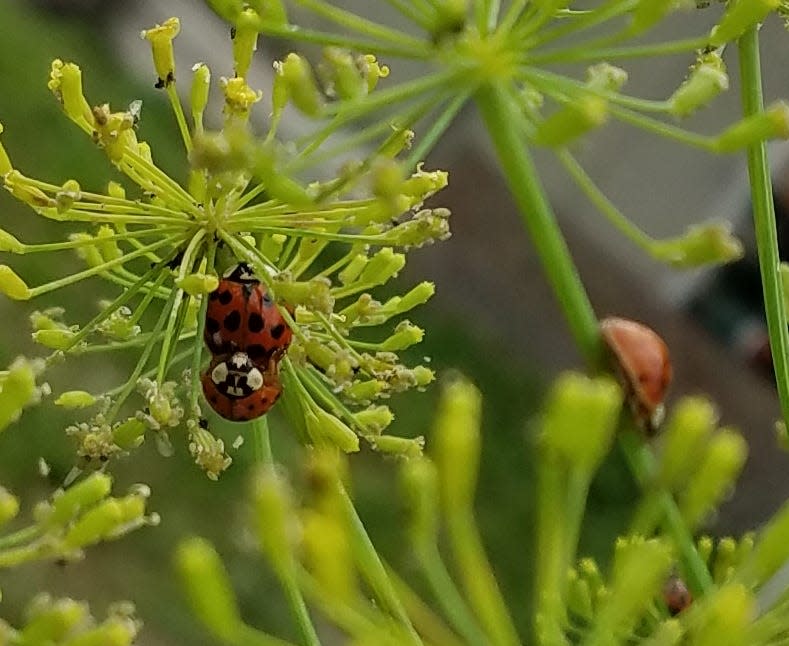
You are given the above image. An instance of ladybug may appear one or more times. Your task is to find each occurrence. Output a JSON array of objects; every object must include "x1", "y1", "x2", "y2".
[
  {"x1": 662, "y1": 574, "x2": 692, "y2": 616},
  {"x1": 204, "y1": 263, "x2": 293, "y2": 364},
  {"x1": 201, "y1": 351, "x2": 282, "y2": 421},
  {"x1": 600, "y1": 317, "x2": 672, "y2": 435}
]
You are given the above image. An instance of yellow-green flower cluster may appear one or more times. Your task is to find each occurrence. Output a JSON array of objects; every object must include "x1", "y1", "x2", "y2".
[
  {"x1": 0, "y1": 594, "x2": 139, "y2": 646},
  {"x1": 0, "y1": 472, "x2": 156, "y2": 569},
  {"x1": 204, "y1": 0, "x2": 789, "y2": 272},
  {"x1": 0, "y1": 14, "x2": 451, "y2": 475}
]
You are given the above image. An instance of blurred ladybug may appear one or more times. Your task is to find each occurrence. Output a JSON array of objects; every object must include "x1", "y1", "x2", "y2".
[
  {"x1": 600, "y1": 317, "x2": 672, "y2": 434},
  {"x1": 201, "y1": 351, "x2": 282, "y2": 422},
  {"x1": 204, "y1": 263, "x2": 293, "y2": 364},
  {"x1": 663, "y1": 574, "x2": 692, "y2": 616}
]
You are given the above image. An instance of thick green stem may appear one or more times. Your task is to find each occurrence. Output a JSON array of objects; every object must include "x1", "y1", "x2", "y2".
[
  {"x1": 337, "y1": 483, "x2": 423, "y2": 645},
  {"x1": 738, "y1": 28, "x2": 789, "y2": 428},
  {"x1": 476, "y1": 83, "x2": 601, "y2": 365}
]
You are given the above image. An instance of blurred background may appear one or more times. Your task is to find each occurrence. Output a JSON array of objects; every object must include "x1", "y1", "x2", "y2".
[{"x1": 1, "y1": 0, "x2": 789, "y2": 642}]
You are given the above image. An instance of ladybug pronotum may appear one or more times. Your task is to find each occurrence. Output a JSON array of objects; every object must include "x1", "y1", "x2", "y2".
[{"x1": 600, "y1": 316, "x2": 672, "y2": 435}]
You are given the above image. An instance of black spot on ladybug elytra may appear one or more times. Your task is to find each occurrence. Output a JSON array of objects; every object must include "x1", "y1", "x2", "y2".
[
  {"x1": 262, "y1": 292, "x2": 274, "y2": 306},
  {"x1": 271, "y1": 323, "x2": 286, "y2": 340},
  {"x1": 248, "y1": 312, "x2": 265, "y2": 333},
  {"x1": 218, "y1": 290, "x2": 233, "y2": 305},
  {"x1": 209, "y1": 394, "x2": 218, "y2": 403},
  {"x1": 223, "y1": 310, "x2": 241, "y2": 331},
  {"x1": 246, "y1": 344, "x2": 267, "y2": 360},
  {"x1": 247, "y1": 403, "x2": 256, "y2": 411},
  {"x1": 206, "y1": 317, "x2": 220, "y2": 334}
]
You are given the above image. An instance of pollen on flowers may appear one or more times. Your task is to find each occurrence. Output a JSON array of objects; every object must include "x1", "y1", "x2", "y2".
[{"x1": 0, "y1": 13, "x2": 451, "y2": 476}]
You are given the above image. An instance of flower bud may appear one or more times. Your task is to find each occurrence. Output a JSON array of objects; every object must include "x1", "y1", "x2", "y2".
[
  {"x1": 345, "y1": 378, "x2": 386, "y2": 401},
  {"x1": 176, "y1": 272, "x2": 219, "y2": 295},
  {"x1": 112, "y1": 418, "x2": 147, "y2": 450},
  {"x1": 657, "y1": 396, "x2": 717, "y2": 490},
  {"x1": 190, "y1": 63, "x2": 210, "y2": 132},
  {"x1": 533, "y1": 96, "x2": 608, "y2": 147},
  {"x1": 413, "y1": 365, "x2": 435, "y2": 387},
  {"x1": 678, "y1": 428, "x2": 747, "y2": 529},
  {"x1": 358, "y1": 248, "x2": 406, "y2": 286},
  {"x1": 338, "y1": 254, "x2": 369, "y2": 286},
  {"x1": 378, "y1": 125, "x2": 413, "y2": 159},
  {"x1": 141, "y1": 17, "x2": 180, "y2": 87},
  {"x1": 590, "y1": 537, "x2": 673, "y2": 642},
  {"x1": 541, "y1": 372, "x2": 622, "y2": 475},
  {"x1": 0, "y1": 124, "x2": 11, "y2": 176},
  {"x1": 586, "y1": 63, "x2": 628, "y2": 92},
  {"x1": 380, "y1": 282, "x2": 435, "y2": 318},
  {"x1": 106, "y1": 181, "x2": 126, "y2": 199},
  {"x1": 48, "y1": 60, "x2": 93, "y2": 128},
  {"x1": 400, "y1": 457, "x2": 439, "y2": 546},
  {"x1": 188, "y1": 423, "x2": 231, "y2": 480},
  {"x1": 33, "y1": 329, "x2": 77, "y2": 350},
  {"x1": 63, "y1": 499, "x2": 124, "y2": 549},
  {"x1": 55, "y1": 391, "x2": 97, "y2": 409},
  {"x1": 566, "y1": 569, "x2": 594, "y2": 621},
  {"x1": 302, "y1": 510, "x2": 356, "y2": 603},
  {"x1": 276, "y1": 53, "x2": 323, "y2": 117},
  {"x1": 221, "y1": 77, "x2": 262, "y2": 121},
  {"x1": 0, "y1": 229, "x2": 24, "y2": 254},
  {"x1": 61, "y1": 617, "x2": 138, "y2": 646},
  {"x1": 232, "y1": 8, "x2": 259, "y2": 78},
  {"x1": 0, "y1": 357, "x2": 44, "y2": 432},
  {"x1": 0, "y1": 265, "x2": 31, "y2": 300},
  {"x1": 95, "y1": 226, "x2": 122, "y2": 262},
  {"x1": 353, "y1": 405, "x2": 394, "y2": 434},
  {"x1": 370, "y1": 434, "x2": 424, "y2": 457},
  {"x1": 321, "y1": 48, "x2": 366, "y2": 101},
  {"x1": 379, "y1": 321, "x2": 424, "y2": 351},
  {"x1": 20, "y1": 597, "x2": 89, "y2": 644},
  {"x1": 388, "y1": 209, "x2": 452, "y2": 247},
  {"x1": 305, "y1": 408, "x2": 360, "y2": 452},
  {"x1": 688, "y1": 584, "x2": 754, "y2": 646},
  {"x1": 713, "y1": 536, "x2": 737, "y2": 583},
  {"x1": 652, "y1": 222, "x2": 743, "y2": 268},
  {"x1": 0, "y1": 487, "x2": 19, "y2": 527},
  {"x1": 175, "y1": 537, "x2": 242, "y2": 642},
  {"x1": 669, "y1": 55, "x2": 729, "y2": 118},
  {"x1": 47, "y1": 472, "x2": 112, "y2": 528},
  {"x1": 709, "y1": 0, "x2": 780, "y2": 47},
  {"x1": 715, "y1": 101, "x2": 789, "y2": 153},
  {"x1": 281, "y1": 280, "x2": 333, "y2": 316},
  {"x1": 432, "y1": 377, "x2": 481, "y2": 511}
]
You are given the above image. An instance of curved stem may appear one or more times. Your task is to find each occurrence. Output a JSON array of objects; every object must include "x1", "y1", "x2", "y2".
[
  {"x1": 475, "y1": 82, "x2": 601, "y2": 365},
  {"x1": 738, "y1": 27, "x2": 789, "y2": 428}
]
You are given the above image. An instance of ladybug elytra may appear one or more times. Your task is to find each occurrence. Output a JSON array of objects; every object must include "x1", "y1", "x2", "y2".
[{"x1": 600, "y1": 316, "x2": 672, "y2": 435}]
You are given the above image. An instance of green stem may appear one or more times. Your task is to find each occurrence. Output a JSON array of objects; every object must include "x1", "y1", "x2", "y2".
[
  {"x1": 619, "y1": 432, "x2": 713, "y2": 595},
  {"x1": 0, "y1": 525, "x2": 41, "y2": 550},
  {"x1": 444, "y1": 507, "x2": 521, "y2": 646},
  {"x1": 413, "y1": 541, "x2": 488, "y2": 645},
  {"x1": 250, "y1": 416, "x2": 273, "y2": 464},
  {"x1": 534, "y1": 451, "x2": 570, "y2": 646},
  {"x1": 525, "y1": 36, "x2": 708, "y2": 65},
  {"x1": 337, "y1": 482, "x2": 423, "y2": 645},
  {"x1": 475, "y1": 82, "x2": 600, "y2": 365},
  {"x1": 738, "y1": 27, "x2": 789, "y2": 428}
]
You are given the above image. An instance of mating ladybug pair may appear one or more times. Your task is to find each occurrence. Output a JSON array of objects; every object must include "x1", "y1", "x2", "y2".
[{"x1": 201, "y1": 263, "x2": 293, "y2": 422}]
